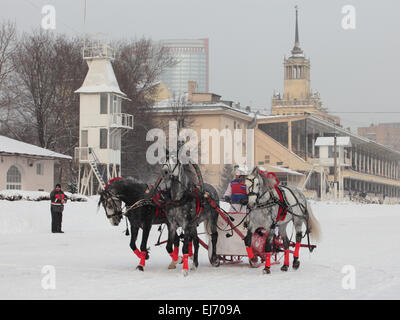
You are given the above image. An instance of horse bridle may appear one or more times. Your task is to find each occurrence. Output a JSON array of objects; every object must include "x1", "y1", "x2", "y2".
[
  {"x1": 246, "y1": 173, "x2": 274, "y2": 208},
  {"x1": 245, "y1": 175, "x2": 259, "y2": 198},
  {"x1": 101, "y1": 190, "x2": 124, "y2": 219}
]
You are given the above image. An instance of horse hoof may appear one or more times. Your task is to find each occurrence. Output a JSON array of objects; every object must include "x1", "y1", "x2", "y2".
[
  {"x1": 168, "y1": 262, "x2": 177, "y2": 269},
  {"x1": 249, "y1": 259, "x2": 259, "y2": 268},
  {"x1": 182, "y1": 269, "x2": 189, "y2": 277},
  {"x1": 136, "y1": 265, "x2": 144, "y2": 272},
  {"x1": 211, "y1": 259, "x2": 220, "y2": 268},
  {"x1": 263, "y1": 267, "x2": 271, "y2": 274},
  {"x1": 190, "y1": 265, "x2": 197, "y2": 271},
  {"x1": 293, "y1": 259, "x2": 300, "y2": 270},
  {"x1": 281, "y1": 265, "x2": 289, "y2": 272}
]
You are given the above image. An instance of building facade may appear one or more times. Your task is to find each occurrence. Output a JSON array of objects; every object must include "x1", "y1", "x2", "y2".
[
  {"x1": 358, "y1": 123, "x2": 400, "y2": 152},
  {"x1": 0, "y1": 135, "x2": 71, "y2": 192},
  {"x1": 160, "y1": 39, "x2": 209, "y2": 96}
]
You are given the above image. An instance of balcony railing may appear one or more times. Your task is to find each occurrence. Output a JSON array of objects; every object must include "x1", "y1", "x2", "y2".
[{"x1": 110, "y1": 113, "x2": 134, "y2": 129}]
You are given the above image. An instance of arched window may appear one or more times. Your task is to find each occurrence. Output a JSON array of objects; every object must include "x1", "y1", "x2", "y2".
[{"x1": 6, "y1": 165, "x2": 22, "y2": 190}]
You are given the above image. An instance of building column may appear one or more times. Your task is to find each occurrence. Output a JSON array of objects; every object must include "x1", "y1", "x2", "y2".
[{"x1": 288, "y1": 121, "x2": 292, "y2": 152}]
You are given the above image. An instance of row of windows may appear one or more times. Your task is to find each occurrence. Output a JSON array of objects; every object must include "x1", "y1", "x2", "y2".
[{"x1": 83, "y1": 129, "x2": 121, "y2": 150}]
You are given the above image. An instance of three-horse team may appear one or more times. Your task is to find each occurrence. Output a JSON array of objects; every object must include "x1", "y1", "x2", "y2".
[{"x1": 98, "y1": 160, "x2": 321, "y2": 276}]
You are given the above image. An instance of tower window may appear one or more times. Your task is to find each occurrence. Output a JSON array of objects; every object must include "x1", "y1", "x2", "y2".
[
  {"x1": 100, "y1": 128, "x2": 108, "y2": 149},
  {"x1": 100, "y1": 93, "x2": 108, "y2": 114}
]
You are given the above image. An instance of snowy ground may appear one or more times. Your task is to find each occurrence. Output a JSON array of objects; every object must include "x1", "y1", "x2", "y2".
[{"x1": 0, "y1": 197, "x2": 400, "y2": 300}]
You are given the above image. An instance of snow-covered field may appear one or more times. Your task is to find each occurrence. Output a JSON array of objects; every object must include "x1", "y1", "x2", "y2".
[{"x1": 1, "y1": 197, "x2": 399, "y2": 300}]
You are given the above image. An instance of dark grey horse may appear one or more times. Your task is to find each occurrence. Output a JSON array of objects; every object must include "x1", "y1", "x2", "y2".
[
  {"x1": 244, "y1": 167, "x2": 321, "y2": 274},
  {"x1": 160, "y1": 158, "x2": 220, "y2": 276},
  {"x1": 98, "y1": 179, "x2": 180, "y2": 271}
]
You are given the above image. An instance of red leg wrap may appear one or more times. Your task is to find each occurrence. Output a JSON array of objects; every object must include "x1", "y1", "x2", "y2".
[
  {"x1": 170, "y1": 246, "x2": 179, "y2": 262},
  {"x1": 188, "y1": 242, "x2": 193, "y2": 257},
  {"x1": 265, "y1": 252, "x2": 271, "y2": 268},
  {"x1": 139, "y1": 251, "x2": 146, "y2": 267},
  {"x1": 246, "y1": 247, "x2": 254, "y2": 260},
  {"x1": 183, "y1": 254, "x2": 189, "y2": 270},
  {"x1": 294, "y1": 242, "x2": 301, "y2": 258},
  {"x1": 133, "y1": 249, "x2": 140, "y2": 258},
  {"x1": 284, "y1": 249, "x2": 290, "y2": 266}
]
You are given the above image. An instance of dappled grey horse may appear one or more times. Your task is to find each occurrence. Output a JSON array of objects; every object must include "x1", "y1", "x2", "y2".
[
  {"x1": 160, "y1": 158, "x2": 220, "y2": 276},
  {"x1": 244, "y1": 167, "x2": 321, "y2": 274}
]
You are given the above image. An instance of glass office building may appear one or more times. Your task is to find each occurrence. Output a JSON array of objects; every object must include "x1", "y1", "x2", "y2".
[{"x1": 160, "y1": 39, "x2": 209, "y2": 95}]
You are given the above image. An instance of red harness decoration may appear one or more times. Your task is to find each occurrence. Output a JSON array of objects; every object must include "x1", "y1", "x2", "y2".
[
  {"x1": 193, "y1": 186, "x2": 203, "y2": 216},
  {"x1": 260, "y1": 171, "x2": 287, "y2": 221},
  {"x1": 105, "y1": 177, "x2": 123, "y2": 190},
  {"x1": 153, "y1": 192, "x2": 166, "y2": 217}
]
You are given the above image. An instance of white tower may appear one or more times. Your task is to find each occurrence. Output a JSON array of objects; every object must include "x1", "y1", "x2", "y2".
[{"x1": 75, "y1": 37, "x2": 133, "y2": 195}]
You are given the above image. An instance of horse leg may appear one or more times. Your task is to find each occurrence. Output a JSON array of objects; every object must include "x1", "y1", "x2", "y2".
[
  {"x1": 244, "y1": 230, "x2": 258, "y2": 267},
  {"x1": 129, "y1": 224, "x2": 141, "y2": 260},
  {"x1": 209, "y1": 220, "x2": 220, "y2": 267},
  {"x1": 166, "y1": 223, "x2": 180, "y2": 269},
  {"x1": 263, "y1": 228, "x2": 275, "y2": 274},
  {"x1": 181, "y1": 231, "x2": 191, "y2": 276},
  {"x1": 191, "y1": 230, "x2": 200, "y2": 270},
  {"x1": 136, "y1": 222, "x2": 152, "y2": 271},
  {"x1": 279, "y1": 224, "x2": 290, "y2": 272},
  {"x1": 292, "y1": 220, "x2": 303, "y2": 270}
]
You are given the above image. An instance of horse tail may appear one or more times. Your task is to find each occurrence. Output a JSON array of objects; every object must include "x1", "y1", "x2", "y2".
[
  {"x1": 204, "y1": 219, "x2": 212, "y2": 236},
  {"x1": 306, "y1": 201, "x2": 321, "y2": 242}
]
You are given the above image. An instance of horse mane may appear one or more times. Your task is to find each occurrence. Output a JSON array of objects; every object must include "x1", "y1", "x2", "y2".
[
  {"x1": 98, "y1": 179, "x2": 148, "y2": 207},
  {"x1": 182, "y1": 163, "x2": 200, "y2": 187}
]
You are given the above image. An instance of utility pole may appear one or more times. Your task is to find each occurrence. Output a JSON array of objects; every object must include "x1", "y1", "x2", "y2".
[{"x1": 333, "y1": 121, "x2": 338, "y2": 200}]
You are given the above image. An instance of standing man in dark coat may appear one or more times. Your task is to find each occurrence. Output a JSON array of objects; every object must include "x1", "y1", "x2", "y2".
[{"x1": 50, "y1": 184, "x2": 67, "y2": 233}]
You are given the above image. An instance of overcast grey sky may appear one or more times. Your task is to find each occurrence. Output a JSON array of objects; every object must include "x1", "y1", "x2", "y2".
[{"x1": 1, "y1": 0, "x2": 399, "y2": 130}]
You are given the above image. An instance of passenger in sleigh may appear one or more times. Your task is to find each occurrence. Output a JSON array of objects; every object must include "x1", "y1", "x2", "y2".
[{"x1": 223, "y1": 166, "x2": 249, "y2": 214}]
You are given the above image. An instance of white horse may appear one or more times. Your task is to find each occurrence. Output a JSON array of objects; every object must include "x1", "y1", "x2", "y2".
[{"x1": 244, "y1": 167, "x2": 321, "y2": 274}]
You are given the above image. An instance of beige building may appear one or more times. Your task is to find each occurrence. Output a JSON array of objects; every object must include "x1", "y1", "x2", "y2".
[
  {"x1": 0, "y1": 135, "x2": 71, "y2": 192},
  {"x1": 151, "y1": 88, "x2": 255, "y2": 188},
  {"x1": 150, "y1": 82, "x2": 306, "y2": 191}
]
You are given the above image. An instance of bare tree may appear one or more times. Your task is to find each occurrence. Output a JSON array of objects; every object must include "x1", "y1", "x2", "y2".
[
  {"x1": 0, "y1": 21, "x2": 15, "y2": 92},
  {"x1": 0, "y1": 21, "x2": 17, "y2": 134}
]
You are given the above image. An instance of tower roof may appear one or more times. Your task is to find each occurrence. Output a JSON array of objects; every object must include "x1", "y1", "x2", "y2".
[
  {"x1": 75, "y1": 58, "x2": 127, "y2": 97},
  {"x1": 291, "y1": 6, "x2": 304, "y2": 57}
]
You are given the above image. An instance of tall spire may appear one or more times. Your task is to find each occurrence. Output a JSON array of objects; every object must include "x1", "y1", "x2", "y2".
[
  {"x1": 294, "y1": 6, "x2": 299, "y2": 47},
  {"x1": 291, "y1": 5, "x2": 303, "y2": 56}
]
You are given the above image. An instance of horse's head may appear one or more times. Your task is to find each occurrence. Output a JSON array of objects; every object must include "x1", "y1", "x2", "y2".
[
  {"x1": 245, "y1": 167, "x2": 263, "y2": 209},
  {"x1": 98, "y1": 188, "x2": 124, "y2": 226},
  {"x1": 160, "y1": 154, "x2": 181, "y2": 182}
]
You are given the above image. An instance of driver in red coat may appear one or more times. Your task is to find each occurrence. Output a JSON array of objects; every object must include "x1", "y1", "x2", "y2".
[{"x1": 224, "y1": 166, "x2": 249, "y2": 213}]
